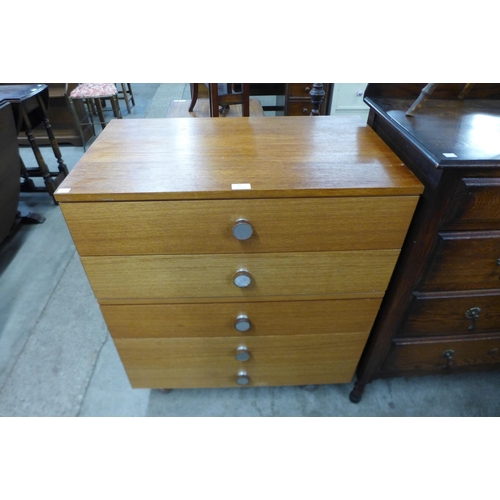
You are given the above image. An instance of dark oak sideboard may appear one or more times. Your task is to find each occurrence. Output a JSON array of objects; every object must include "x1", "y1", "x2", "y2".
[{"x1": 350, "y1": 83, "x2": 500, "y2": 402}]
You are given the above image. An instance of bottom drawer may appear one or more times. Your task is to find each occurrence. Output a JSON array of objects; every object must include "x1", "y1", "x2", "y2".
[
  {"x1": 381, "y1": 335, "x2": 500, "y2": 374},
  {"x1": 114, "y1": 333, "x2": 370, "y2": 388}
]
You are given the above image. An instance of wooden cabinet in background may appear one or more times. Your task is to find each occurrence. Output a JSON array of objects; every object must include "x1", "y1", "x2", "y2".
[{"x1": 350, "y1": 83, "x2": 500, "y2": 402}]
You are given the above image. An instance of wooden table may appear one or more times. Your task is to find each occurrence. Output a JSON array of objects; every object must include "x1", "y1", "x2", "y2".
[{"x1": 55, "y1": 116, "x2": 422, "y2": 390}]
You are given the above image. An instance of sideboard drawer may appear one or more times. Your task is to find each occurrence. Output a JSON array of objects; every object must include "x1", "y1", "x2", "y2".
[
  {"x1": 102, "y1": 298, "x2": 383, "y2": 339},
  {"x1": 401, "y1": 292, "x2": 500, "y2": 337},
  {"x1": 420, "y1": 231, "x2": 500, "y2": 292},
  {"x1": 60, "y1": 197, "x2": 419, "y2": 256},
  {"x1": 114, "y1": 332, "x2": 370, "y2": 388},
  {"x1": 381, "y1": 335, "x2": 500, "y2": 374},
  {"x1": 82, "y1": 250, "x2": 401, "y2": 300}
]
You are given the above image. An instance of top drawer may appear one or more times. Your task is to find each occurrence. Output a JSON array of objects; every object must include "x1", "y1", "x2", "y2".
[
  {"x1": 287, "y1": 84, "x2": 315, "y2": 99},
  {"x1": 444, "y1": 177, "x2": 500, "y2": 230},
  {"x1": 60, "y1": 196, "x2": 419, "y2": 256}
]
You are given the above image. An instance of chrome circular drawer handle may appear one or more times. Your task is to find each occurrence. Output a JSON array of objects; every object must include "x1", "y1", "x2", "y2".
[
  {"x1": 235, "y1": 346, "x2": 251, "y2": 361},
  {"x1": 235, "y1": 315, "x2": 251, "y2": 332},
  {"x1": 232, "y1": 219, "x2": 253, "y2": 240},
  {"x1": 236, "y1": 371, "x2": 250, "y2": 385},
  {"x1": 234, "y1": 269, "x2": 252, "y2": 288}
]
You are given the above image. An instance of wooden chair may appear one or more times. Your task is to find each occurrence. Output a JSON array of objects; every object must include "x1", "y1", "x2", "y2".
[
  {"x1": 189, "y1": 83, "x2": 250, "y2": 117},
  {"x1": 66, "y1": 83, "x2": 122, "y2": 150}
]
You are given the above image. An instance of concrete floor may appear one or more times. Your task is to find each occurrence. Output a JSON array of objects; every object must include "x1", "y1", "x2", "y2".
[{"x1": 1, "y1": 83, "x2": 499, "y2": 416}]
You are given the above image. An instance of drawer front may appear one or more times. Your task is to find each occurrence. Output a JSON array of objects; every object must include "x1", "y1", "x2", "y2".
[
  {"x1": 288, "y1": 83, "x2": 315, "y2": 98},
  {"x1": 381, "y1": 335, "x2": 500, "y2": 374},
  {"x1": 114, "y1": 333, "x2": 369, "y2": 388},
  {"x1": 401, "y1": 292, "x2": 500, "y2": 337},
  {"x1": 60, "y1": 197, "x2": 418, "y2": 256},
  {"x1": 420, "y1": 231, "x2": 500, "y2": 292},
  {"x1": 82, "y1": 250, "x2": 400, "y2": 300},
  {"x1": 444, "y1": 177, "x2": 500, "y2": 229},
  {"x1": 287, "y1": 102, "x2": 315, "y2": 116},
  {"x1": 102, "y1": 298, "x2": 383, "y2": 339}
]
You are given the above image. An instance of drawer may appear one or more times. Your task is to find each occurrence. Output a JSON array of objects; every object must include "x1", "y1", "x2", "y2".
[
  {"x1": 102, "y1": 298, "x2": 383, "y2": 339},
  {"x1": 114, "y1": 332, "x2": 370, "y2": 388},
  {"x1": 381, "y1": 335, "x2": 500, "y2": 374},
  {"x1": 420, "y1": 231, "x2": 500, "y2": 292},
  {"x1": 60, "y1": 197, "x2": 419, "y2": 256},
  {"x1": 287, "y1": 102, "x2": 315, "y2": 116},
  {"x1": 82, "y1": 249, "x2": 400, "y2": 301},
  {"x1": 401, "y1": 291, "x2": 500, "y2": 337},
  {"x1": 288, "y1": 83, "x2": 315, "y2": 98},
  {"x1": 444, "y1": 177, "x2": 500, "y2": 230}
]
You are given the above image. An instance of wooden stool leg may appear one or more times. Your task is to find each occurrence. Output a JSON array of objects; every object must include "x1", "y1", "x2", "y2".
[
  {"x1": 209, "y1": 83, "x2": 219, "y2": 117},
  {"x1": 94, "y1": 98, "x2": 107, "y2": 129},
  {"x1": 127, "y1": 83, "x2": 135, "y2": 106},
  {"x1": 110, "y1": 95, "x2": 122, "y2": 119},
  {"x1": 120, "y1": 83, "x2": 132, "y2": 114}
]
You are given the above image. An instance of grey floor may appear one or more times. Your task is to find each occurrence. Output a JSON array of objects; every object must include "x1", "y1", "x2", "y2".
[{"x1": 1, "y1": 83, "x2": 499, "y2": 417}]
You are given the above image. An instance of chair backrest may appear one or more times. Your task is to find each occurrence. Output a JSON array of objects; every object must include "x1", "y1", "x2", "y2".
[
  {"x1": 0, "y1": 101, "x2": 20, "y2": 243},
  {"x1": 209, "y1": 83, "x2": 250, "y2": 117}
]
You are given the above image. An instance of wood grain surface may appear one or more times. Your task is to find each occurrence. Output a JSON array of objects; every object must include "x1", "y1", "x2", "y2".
[
  {"x1": 82, "y1": 249, "x2": 401, "y2": 300},
  {"x1": 54, "y1": 117, "x2": 423, "y2": 202},
  {"x1": 102, "y1": 298, "x2": 383, "y2": 339},
  {"x1": 115, "y1": 332, "x2": 370, "y2": 388},
  {"x1": 60, "y1": 196, "x2": 419, "y2": 256}
]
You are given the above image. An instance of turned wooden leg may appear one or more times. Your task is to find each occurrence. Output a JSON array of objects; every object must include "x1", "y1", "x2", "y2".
[{"x1": 349, "y1": 380, "x2": 366, "y2": 403}]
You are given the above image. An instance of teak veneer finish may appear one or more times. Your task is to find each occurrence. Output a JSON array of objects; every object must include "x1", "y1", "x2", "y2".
[
  {"x1": 350, "y1": 83, "x2": 500, "y2": 402},
  {"x1": 56, "y1": 116, "x2": 422, "y2": 389}
]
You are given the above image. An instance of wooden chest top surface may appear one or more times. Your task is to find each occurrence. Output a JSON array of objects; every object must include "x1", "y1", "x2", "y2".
[{"x1": 55, "y1": 116, "x2": 422, "y2": 202}]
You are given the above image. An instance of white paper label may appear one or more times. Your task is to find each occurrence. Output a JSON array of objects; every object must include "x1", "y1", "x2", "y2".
[
  {"x1": 57, "y1": 188, "x2": 72, "y2": 193},
  {"x1": 231, "y1": 183, "x2": 251, "y2": 190},
  {"x1": 443, "y1": 153, "x2": 457, "y2": 158}
]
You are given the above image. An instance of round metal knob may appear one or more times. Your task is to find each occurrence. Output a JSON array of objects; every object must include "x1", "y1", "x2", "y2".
[
  {"x1": 235, "y1": 346, "x2": 251, "y2": 361},
  {"x1": 234, "y1": 315, "x2": 251, "y2": 332},
  {"x1": 357, "y1": 90, "x2": 363, "y2": 96},
  {"x1": 232, "y1": 219, "x2": 253, "y2": 240},
  {"x1": 302, "y1": 107, "x2": 308, "y2": 115},
  {"x1": 304, "y1": 86, "x2": 311, "y2": 92},
  {"x1": 236, "y1": 371, "x2": 250, "y2": 385},
  {"x1": 234, "y1": 269, "x2": 252, "y2": 288}
]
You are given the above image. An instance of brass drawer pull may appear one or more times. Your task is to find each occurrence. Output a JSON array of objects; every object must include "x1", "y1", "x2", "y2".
[
  {"x1": 234, "y1": 315, "x2": 251, "y2": 332},
  {"x1": 235, "y1": 346, "x2": 251, "y2": 361},
  {"x1": 232, "y1": 219, "x2": 253, "y2": 240},
  {"x1": 236, "y1": 371, "x2": 250, "y2": 385},
  {"x1": 234, "y1": 269, "x2": 252, "y2": 288},
  {"x1": 465, "y1": 307, "x2": 481, "y2": 331}
]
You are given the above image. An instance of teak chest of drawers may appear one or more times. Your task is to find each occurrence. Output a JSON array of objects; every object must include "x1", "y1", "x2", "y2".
[
  {"x1": 55, "y1": 116, "x2": 422, "y2": 389},
  {"x1": 350, "y1": 83, "x2": 500, "y2": 402}
]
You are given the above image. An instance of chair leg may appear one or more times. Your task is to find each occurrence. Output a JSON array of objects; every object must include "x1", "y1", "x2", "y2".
[
  {"x1": 66, "y1": 95, "x2": 94, "y2": 151},
  {"x1": 189, "y1": 83, "x2": 198, "y2": 112},
  {"x1": 242, "y1": 83, "x2": 250, "y2": 117},
  {"x1": 209, "y1": 83, "x2": 219, "y2": 117}
]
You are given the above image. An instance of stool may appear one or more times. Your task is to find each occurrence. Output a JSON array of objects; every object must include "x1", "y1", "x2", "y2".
[
  {"x1": 66, "y1": 83, "x2": 122, "y2": 151},
  {"x1": 0, "y1": 84, "x2": 68, "y2": 204}
]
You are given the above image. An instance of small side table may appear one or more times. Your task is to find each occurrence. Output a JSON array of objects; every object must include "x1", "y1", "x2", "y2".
[{"x1": 0, "y1": 84, "x2": 69, "y2": 203}]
